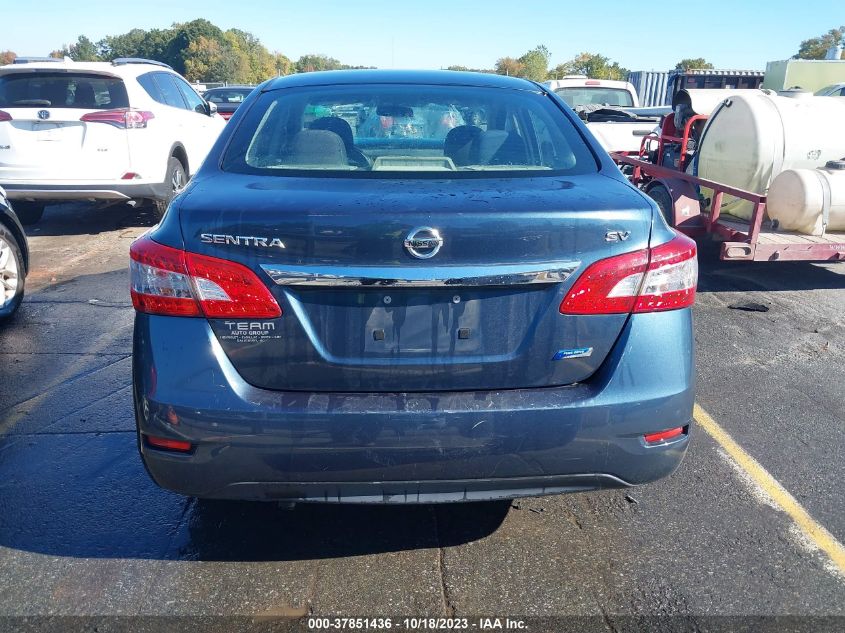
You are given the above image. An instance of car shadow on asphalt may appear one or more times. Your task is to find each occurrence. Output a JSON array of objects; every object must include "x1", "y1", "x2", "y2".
[
  {"x1": 173, "y1": 498, "x2": 512, "y2": 562},
  {"x1": 0, "y1": 270, "x2": 511, "y2": 562},
  {"x1": 0, "y1": 422, "x2": 512, "y2": 561},
  {"x1": 696, "y1": 239, "x2": 845, "y2": 293},
  {"x1": 22, "y1": 202, "x2": 158, "y2": 238}
]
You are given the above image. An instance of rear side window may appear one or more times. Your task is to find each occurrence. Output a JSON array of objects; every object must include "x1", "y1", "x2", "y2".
[
  {"x1": 137, "y1": 73, "x2": 162, "y2": 103},
  {"x1": 152, "y1": 73, "x2": 186, "y2": 109},
  {"x1": 173, "y1": 76, "x2": 207, "y2": 114},
  {"x1": 222, "y1": 84, "x2": 597, "y2": 178},
  {"x1": 555, "y1": 87, "x2": 634, "y2": 108},
  {"x1": 0, "y1": 72, "x2": 128, "y2": 109}
]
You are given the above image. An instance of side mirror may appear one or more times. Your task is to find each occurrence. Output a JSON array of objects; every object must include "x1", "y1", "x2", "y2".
[{"x1": 206, "y1": 100, "x2": 218, "y2": 116}]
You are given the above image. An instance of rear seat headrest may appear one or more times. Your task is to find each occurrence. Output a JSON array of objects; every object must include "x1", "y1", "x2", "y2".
[{"x1": 286, "y1": 129, "x2": 348, "y2": 166}]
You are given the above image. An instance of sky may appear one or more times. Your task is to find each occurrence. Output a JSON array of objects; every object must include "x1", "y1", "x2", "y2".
[{"x1": 2, "y1": 0, "x2": 841, "y2": 72}]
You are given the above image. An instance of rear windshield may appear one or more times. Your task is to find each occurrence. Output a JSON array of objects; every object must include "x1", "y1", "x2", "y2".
[
  {"x1": 222, "y1": 84, "x2": 597, "y2": 178},
  {"x1": 0, "y1": 72, "x2": 129, "y2": 109},
  {"x1": 205, "y1": 88, "x2": 252, "y2": 104},
  {"x1": 555, "y1": 87, "x2": 634, "y2": 108}
]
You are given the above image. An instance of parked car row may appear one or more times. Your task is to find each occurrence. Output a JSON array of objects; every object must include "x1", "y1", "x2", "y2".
[
  {"x1": 130, "y1": 69, "x2": 697, "y2": 504},
  {"x1": 0, "y1": 186, "x2": 27, "y2": 321},
  {"x1": 201, "y1": 85, "x2": 254, "y2": 120},
  {"x1": 0, "y1": 57, "x2": 227, "y2": 225},
  {"x1": 0, "y1": 65, "x2": 698, "y2": 502}
]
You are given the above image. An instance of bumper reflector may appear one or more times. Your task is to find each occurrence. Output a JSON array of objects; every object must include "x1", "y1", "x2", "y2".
[
  {"x1": 144, "y1": 435, "x2": 193, "y2": 453},
  {"x1": 643, "y1": 426, "x2": 685, "y2": 445}
]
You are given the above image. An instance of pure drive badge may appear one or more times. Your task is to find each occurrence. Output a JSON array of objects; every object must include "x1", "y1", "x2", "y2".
[
  {"x1": 201, "y1": 233, "x2": 285, "y2": 248},
  {"x1": 552, "y1": 347, "x2": 593, "y2": 360}
]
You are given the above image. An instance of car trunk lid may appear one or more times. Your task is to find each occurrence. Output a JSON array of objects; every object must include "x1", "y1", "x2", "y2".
[
  {"x1": 0, "y1": 71, "x2": 132, "y2": 181},
  {"x1": 178, "y1": 172, "x2": 652, "y2": 392}
]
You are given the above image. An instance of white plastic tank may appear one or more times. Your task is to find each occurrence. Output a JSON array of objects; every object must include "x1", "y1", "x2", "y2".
[
  {"x1": 767, "y1": 161, "x2": 845, "y2": 235},
  {"x1": 694, "y1": 91, "x2": 845, "y2": 220}
]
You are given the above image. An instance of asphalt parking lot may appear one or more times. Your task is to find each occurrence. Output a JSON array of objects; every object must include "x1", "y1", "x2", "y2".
[{"x1": 1, "y1": 202, "x2": 844, "y2": 631}]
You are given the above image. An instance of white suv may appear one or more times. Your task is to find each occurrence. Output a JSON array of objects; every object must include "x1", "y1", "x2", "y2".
[{"x1": 0, "y1": 57, "x2": 226, "y2": 224}]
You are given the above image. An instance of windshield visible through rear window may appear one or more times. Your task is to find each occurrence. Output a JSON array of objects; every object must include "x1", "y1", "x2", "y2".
[
  {"x1": 205, "y1": 88, "x2": 252, "y2": 104},
  {"x1": 222, "y1": 84, "x2": 597, "y2": 177},
  {"x1": 0, "y1": 72, "x2": 129, "y2": 109},
  {"x1": 554, "y1": 87, "x2": 634, "y2": 108}
]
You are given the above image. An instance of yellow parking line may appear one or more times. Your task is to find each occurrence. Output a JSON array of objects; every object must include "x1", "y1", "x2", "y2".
[{"x1": 694, "y1": 403, "x2": 845, "y2": 575}]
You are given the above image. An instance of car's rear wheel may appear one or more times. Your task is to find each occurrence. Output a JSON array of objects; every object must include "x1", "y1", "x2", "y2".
[
  {"x1": 0, "y1": 224, "x2": 25, "y2": 321},
  {"x1": 153, "y1": 157, "x2": 187, "y2": 218},
  {"x1": 646, "y1": 183, "x2": 674, "y2": 227},
  {"x1": 12, "y1": 202, "x2": 45, "y2": 226}
]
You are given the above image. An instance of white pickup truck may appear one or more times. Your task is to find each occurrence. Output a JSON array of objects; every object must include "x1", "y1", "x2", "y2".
[{"x1": 543, "y1": 76, "x2": 667, "y2": 154}]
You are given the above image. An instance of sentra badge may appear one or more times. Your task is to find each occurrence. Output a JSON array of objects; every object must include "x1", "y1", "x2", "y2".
[{"x1": 201, "y1": 234, "x2": 285, "y2": 248}]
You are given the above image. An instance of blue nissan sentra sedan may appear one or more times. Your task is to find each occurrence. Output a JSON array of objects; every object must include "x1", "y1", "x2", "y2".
[{"x1": 130, "y1": 70, "x2": 696, "y2": 503}]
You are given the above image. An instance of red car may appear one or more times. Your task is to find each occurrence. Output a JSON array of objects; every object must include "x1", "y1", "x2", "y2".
[{"x1": 202, "y1": 86, "x2": 255, "y2": 121}]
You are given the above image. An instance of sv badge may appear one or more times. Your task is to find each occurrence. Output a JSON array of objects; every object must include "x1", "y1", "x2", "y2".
[{"x1": 605, "y1": 230, "x2": 631, "y2": 242}]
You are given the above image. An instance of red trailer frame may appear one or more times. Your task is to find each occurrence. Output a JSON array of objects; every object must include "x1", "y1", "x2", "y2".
[{"x1": 612, "y1": 114, "x2": 845, "y2": 262}]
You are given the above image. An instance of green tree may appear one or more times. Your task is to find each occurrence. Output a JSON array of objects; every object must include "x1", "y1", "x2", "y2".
[
  {"x1": 295, "y1": 54, "x2": 344, "y2": 73},
  {"x1": 547, "y1": 63, "x2": 570, "y2": 79},
  {"x1": 225, "y1": 29, "x2": 275, "y2": 83},
  {"x1": 166, "y1": 19, "x2": 226, "y2": 74},
  {"x1": 552, "y1": 52, "x2": 628, "y2": 81},
  {"x1": 495, "y1": 57, "x2": 525, "y2": 77},
  {"x1": 183, "y1": 35, "x2": 250, "y2": 83},
  {"x1": 274, "y1": 53, "x2": 293, "y2": 76},
  {"x1": 0, "y1": 51, "x2": 16, "y2": 65},
  {"x1": 98, "y1": 27, "x2": 176, "y2": 63},
  {"x1": 61, "y1": 35, "x2": 101, "y2": 61},
  {"x1": 98, "y1": 28, "x2": 148, "y2": 59},
  {"x1": 50, "y1": 19, "x2": 301, "y2": 82},
  {"x1": 517, "y1": 45, "x2": 550, "y2": 82},
  {"x1": 675, "y1": 58, "x2": 714, "y2": 71},
  {"x1": 795, "y1": 26, "x2": 844, "y2": 59}
]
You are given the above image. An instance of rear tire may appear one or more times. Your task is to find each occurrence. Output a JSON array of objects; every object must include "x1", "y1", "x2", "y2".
[
  {"x1": 0, "y1": 223, "x2": 25, "y2": 321},
  {"x1": 12, "y1": 201, "x2": 45, "y2": 226},
  {"x1": 152, "y1": 157, "x2": 187, "y2": 219},
  {"x1": 647, "y1": 184, "x2": 674, "y2": 227}
]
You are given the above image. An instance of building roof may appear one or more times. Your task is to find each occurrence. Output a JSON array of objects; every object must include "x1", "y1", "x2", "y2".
[
  {"x1": 671, "y1": 68, "x2": 764, "y2": 77},
  {"x1": 0, "y1": 58, "x2": 172, "y2": 77}
]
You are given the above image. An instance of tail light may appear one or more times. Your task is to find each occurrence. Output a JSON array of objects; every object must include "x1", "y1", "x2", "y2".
[
  {"x1": 130, "y1": 236, "x2": 282, "y2": 318},
  {"x1": 560, "y1": 233, "x2": 697, "y2": 315},
  {"x1": 144, "y1": 435, "x2": 193, "y2": 453},
  {"x1": 80, "y1": 108, "x2": 154, "y2": 129},
  {"x1": 644, "y1": 426, "x2": 686, "y2": 445},
  {"x1": 0, "y1": 110, "x2": 11, "y2": 122}
]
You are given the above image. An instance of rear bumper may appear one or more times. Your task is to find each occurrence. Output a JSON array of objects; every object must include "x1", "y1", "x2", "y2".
[
  {"x1": 2, "y1": 180, "x2": 167, "y2": 203},
  {"x1": 133, "y1": 309, "x2": 695, "y2": 503}
]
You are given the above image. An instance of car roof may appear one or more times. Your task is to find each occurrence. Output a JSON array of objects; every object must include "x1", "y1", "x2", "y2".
[
  {"x1": 263, "y1": 69, "x2": 542, "y2": 92},
  {"x1": 543, "y1": 78, "x2": 633, "y2": 90},
  {"x1": 0, "y1": 59, "x2": 173, "y2": 78}
]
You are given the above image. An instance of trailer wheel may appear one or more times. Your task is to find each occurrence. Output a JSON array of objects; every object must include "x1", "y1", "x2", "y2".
[{"x1": 647, "y1": 184, "x2": 674, "y2": 227}]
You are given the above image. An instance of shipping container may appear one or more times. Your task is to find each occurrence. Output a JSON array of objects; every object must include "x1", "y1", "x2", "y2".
[
  {"x1": 628, "y1": 71, "x2": 670, "y2": 107},
  {"x1": 666, "y1": 69, "x2": 764, "y2": 104}
]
